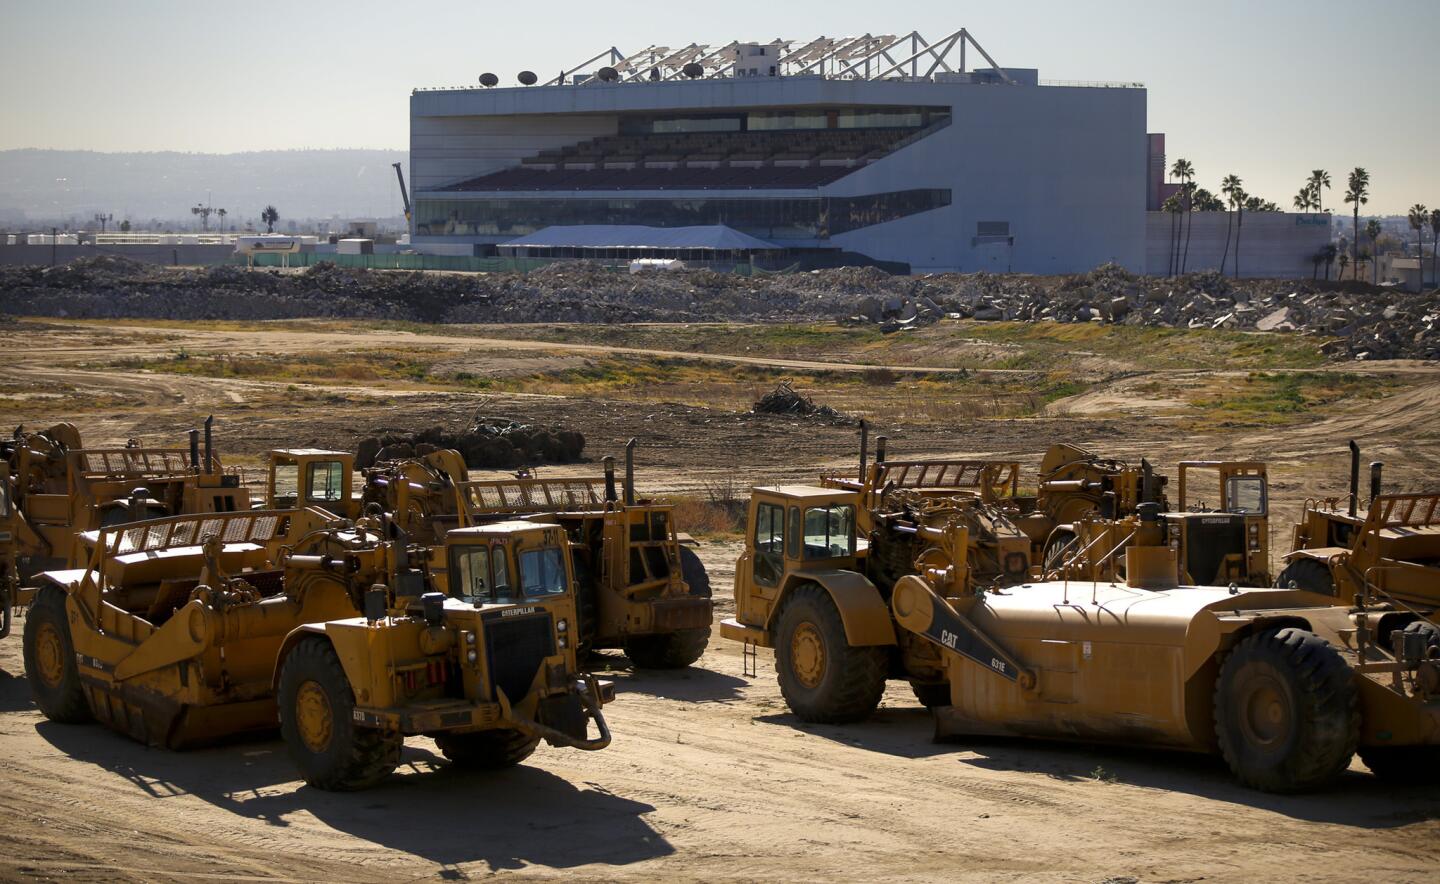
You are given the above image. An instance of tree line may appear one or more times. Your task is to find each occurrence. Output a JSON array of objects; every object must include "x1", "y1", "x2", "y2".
[{"x1": 1165, "y1": 163, "x2": 1436, "y2": 289}]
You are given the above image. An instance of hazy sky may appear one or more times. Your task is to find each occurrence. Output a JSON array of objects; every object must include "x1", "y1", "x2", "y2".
[{"x1": 2, "y1": 0, "x2": 1436, "y2": 213}]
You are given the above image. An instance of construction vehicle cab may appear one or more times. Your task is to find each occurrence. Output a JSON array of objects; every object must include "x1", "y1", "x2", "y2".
[
  {"x1": 1166, "y1": 460, "x2": 1270, "y2": 586},
  {"x1": 23, "y1": 509, "x2": 611, "y2": 791},
  {"x1": 265, "y1": 449, "x2": 357, "y2": 519},
  {"x1": 445, "y1": 443, "x2": 713, "y2": 669},
  {"x1": 3, "y1": 418, "x2": 248, "y2": 585},
  {"x1": 1278, "y1": 442, "x2": 1440, "y2": 616},
  {"x1": 723, "y1": 485, "x2": 886, "y2": 649}
]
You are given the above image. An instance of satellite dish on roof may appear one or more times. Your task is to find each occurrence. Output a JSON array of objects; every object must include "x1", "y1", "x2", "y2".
[
  {"x1": 479, "y1": 72, "x2": 499, "y2": 87},
  {"x1": 682, "y1": 62, "x2": 704, "y2": 79},
  {"x1": 518, "y1": 70, "x2": 537, "y2": 86},
  {"x1": 597, "y1": 66, "x2": 619, "y2": 82}
]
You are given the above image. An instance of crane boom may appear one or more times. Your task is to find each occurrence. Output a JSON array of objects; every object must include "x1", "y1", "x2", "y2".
[{"x1": 391, "y1": 162, "x2": 412, "y2": 223}]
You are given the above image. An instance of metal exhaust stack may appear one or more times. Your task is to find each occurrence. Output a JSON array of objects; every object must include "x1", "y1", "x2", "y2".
[
  {"x1": 189, "y1": 428, "x2": 200, "y2": 471},
  {"x1": 203, "y1": 416, "x2": 215, "y2": 475},
  {"x1": 875, "y1": 435, "x2": 887, "y2": 466},
  {"x1": 1348, "y1": 440, "x2": 1360, "y2": 517},
  {"x1": 603, "y1": 456, "x2": 618, "y2": 503},
  {"x1": 624, "y1": 438, "x2": 636, "y2": 506},
  {"x1": 1369, "y1": 461, "x2": 1383, "y2": 504}
]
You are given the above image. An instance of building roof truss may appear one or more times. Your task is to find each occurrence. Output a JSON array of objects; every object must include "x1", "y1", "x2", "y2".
[{"x1": 552, "y1": 28, "x2": 1011, "y2": 86}]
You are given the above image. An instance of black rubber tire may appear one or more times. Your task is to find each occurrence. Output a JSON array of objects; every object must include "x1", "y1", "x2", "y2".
[
  {"x1": 679, "y1": 546, "x2": 713, "y2": 598},
  {"x1": 1214, "y1": 627, "x2": 1359, "y2": 793},
  {"x1": 0, "y1": 576, "x2": 12, "y2": 641},
  {"x1": 23, "y1": 585, "x2": 91, "y2": 723},
  {"x1": 774, "y1": 583, "x2": 887, "y2": 724},
  {"x1": 624, "y1": 628, "x2": 710, "y2": 669},
  {"x1": 572, "y1": 554, "x2": 599, "y2": 658},
  {"x1": 1043, "y1": 530, "x2": 1078, "y2": 572},
  {"x1": 1358, "y1": 744, "x2": 1440, "y2": 784},
  {"x1": 910, "y1": 681, "x2": 950, "y2": 708},
  {"x1": 277, "y1": 636, "x2": 402, "y2": 791},
  {"x1": 435, "y1": 728, "x2": 540, "y2": 770},
  {"x1": 1275, "y1": 558, "x2": 1336, "y2": 596}
]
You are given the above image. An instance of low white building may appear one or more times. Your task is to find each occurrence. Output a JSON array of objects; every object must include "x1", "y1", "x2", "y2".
[{"x1": 1145, "y1": 211, "x2": 1332, "y2": 279}]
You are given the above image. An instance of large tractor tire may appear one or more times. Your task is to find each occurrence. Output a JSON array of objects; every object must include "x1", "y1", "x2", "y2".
[
  {"x1": 678, "y1": 546, "x2": 713, "y2": 598},
  {"x1": 572, "y1": 555, "x2": 599, "y2": 660},
  {"x1": 1214, "y1": 627, "x2": 1358, "y2": 793},
  {"x1": 621, "y1": 545, "x2": 713, "y2": 669},
  {"x1": 624, "y1": 629, "x2": 710, "y2": 669},
  {"x1": 1275, "y1": 558, "x2": 1336, "y2": 596},
  {"x1": 435, "y1": 728, "x2": 540, "y2": 770},
  {"x1": 23, "y1": 585, "x2": 91, "y2": 723},
  {"x1": 0, "y1": 578, "x2": 12, "y2": 641},
  {"x1": 774, "y1": 583, "x2": 887, "y2": 723},
  {"x1": 1042, "y1": 530, "x2": 1079, "y2": 572},
  {"x1": 910, "y1": 681, "x2": 951, "y2": 708},
  {"x1": 277, "y1": 637, "x2": 402, "y2": 791}
]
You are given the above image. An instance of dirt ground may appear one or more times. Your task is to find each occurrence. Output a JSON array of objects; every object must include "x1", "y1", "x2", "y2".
[{"x1": 1, "y1": 320, "x2": 1438, "y2": 882}]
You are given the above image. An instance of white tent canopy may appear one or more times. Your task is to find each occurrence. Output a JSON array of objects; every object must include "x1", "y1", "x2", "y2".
[{"x1": 499, "y1": 224, "x2": 782, "y2": 252}]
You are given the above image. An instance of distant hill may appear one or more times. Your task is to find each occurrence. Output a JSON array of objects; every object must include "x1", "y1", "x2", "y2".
[{"x1": 0, "y1": 149, "x2": 410, "y2": 226}]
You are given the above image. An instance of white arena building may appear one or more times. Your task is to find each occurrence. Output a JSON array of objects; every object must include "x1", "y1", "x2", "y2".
[{"x1": 408, "y1": 30, "x2": 1150, "y2": 274}]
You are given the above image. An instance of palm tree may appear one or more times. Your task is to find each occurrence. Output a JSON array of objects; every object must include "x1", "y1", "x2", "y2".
[
  {"x1": 1171, "y1": 158, "x2": 1195, "y2": 274},
  {"x1": 1232, "y1": 186, "x2": 1248, "y2": 278},
  {"x1": 1430, "y1": 209, "x2": 1440, "y2": 289},
  {"x1": 1162, "y1": 194, "x2": 1183, "y2": 277},
  {"x1": 1192, "y1": 188, "x2": 1223, "y2": 212},
  {"x1": 1338, "y1": 252, "x2": 1349, "y2": 280},
  {"x1": 1308, "y1": 169, "x2": 1331, "y2": 213},
  {"x1": 1320, "y1": 243, "x2": 1338, "y2": 280},
  {"x1": 1409, "y1": 204, "x2": 1429, "y2": 291},
  {"x1": 1343, "y1": 167, "x2": 1369, "y2": 279},
  {"x1": 1366, "y1": 219, "x2": 1382, "y2": 285},
  {"x1": 1220, "y1": 174, "x2": 1242, "y2": 274},
  {"x1": 1293, "y1": 188, "x2": 1312, "y2": 212},
  {"x1": 261, "y1": 205, "x2": 280, "y2": 234},
  {"x1": 216, "y1": 208, "x2": 227, "y2": 234}
]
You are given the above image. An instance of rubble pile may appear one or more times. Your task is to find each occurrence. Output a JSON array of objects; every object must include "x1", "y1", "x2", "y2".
[
  {"x1": 751, "y1": 381, "x2": 851, "y2": 422},
  {"x1": 1, "y1": 258, "x2": 1434, "y2": 360},
  {"x1": 356, "y1": 416, "x2": 586, "y2": 470}
]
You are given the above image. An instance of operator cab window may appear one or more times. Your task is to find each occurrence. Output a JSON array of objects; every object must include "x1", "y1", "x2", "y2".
[
  {"x1": 273, "y1": 462, "x2": 299, "y2": 504},
  {"x1": 754, "y1": 501, "x2": 785, "y2": 586},
  {"x1": 1225, "y1": 476, "x2": 1267, "y2": 515},
  {"x1": 803, "y1": 504, "x2": 856, "y2": 559},
  {"x1": 306, "y1": 461, "x2": 344, "y2": 502},
  {"x1": 519, "y1": 547, "x2": 568, "y2": 597},
  {"x1": 450, "y1": 545, "x2": 491, "y2": 604}
]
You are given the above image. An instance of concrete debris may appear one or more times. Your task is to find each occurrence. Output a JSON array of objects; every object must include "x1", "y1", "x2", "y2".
[
  {"x1": 751, "y1": 381, "x2": 851, "y2": 422},
  {"x1": 355, "y1": 415, "x2": 585, "y2": 470},
  {"x1": 1, "y1": 258, "x2": 1435, "y2": 361}
]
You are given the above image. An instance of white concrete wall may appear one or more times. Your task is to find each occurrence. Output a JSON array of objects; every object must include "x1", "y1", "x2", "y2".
[
  {"x1": 1145, "y1": 212, "x2": 1332, "y2": 278},
  {"x1": 825, "y1": 86, "x2": 1146, "y2": 273},
  {"x1": 410, "y1": 78, "x2": 1147, "y2": 273}
]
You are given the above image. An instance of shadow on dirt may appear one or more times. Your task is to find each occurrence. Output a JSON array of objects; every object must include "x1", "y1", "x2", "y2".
[
  {"x1": 36, "y1": 721, "x2": 673, "y2": 872},
  {"x1": 757, "y1": 708, "x2": 1440, "y2": 827},
  {"x1": 0, "y1": 662, "x2": 34, "y2": 713},
  {"x1": 754, "y1": 706, "x2": 955, "y2": 759},
  {"x1": 954, "y1": 736, "x2": 1440, "y2": 828},
  {"x1": 596, "y1": 655, "x2": 748, "y2": 703}
]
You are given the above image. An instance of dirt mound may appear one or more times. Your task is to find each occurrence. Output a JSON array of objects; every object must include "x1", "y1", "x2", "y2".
[{"x1": 356, "y1": 415, "x2": 586, "y2": 470}]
